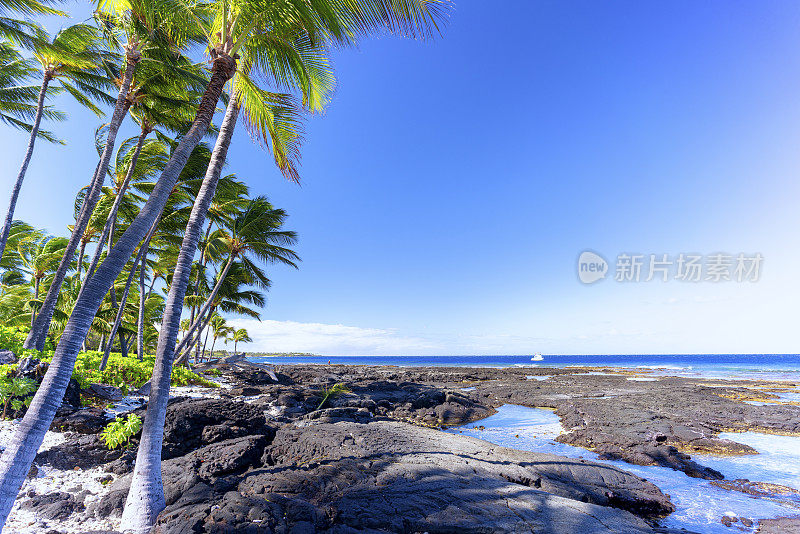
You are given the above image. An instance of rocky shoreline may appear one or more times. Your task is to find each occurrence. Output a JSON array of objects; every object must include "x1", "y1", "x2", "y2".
[{"x1": 4, "y1": 360, "x2": 800, "y2": 533}]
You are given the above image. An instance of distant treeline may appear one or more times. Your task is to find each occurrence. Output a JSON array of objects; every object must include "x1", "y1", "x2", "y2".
[{"x1": 246, "y1": 352, "x2": 318, "y2": 358}]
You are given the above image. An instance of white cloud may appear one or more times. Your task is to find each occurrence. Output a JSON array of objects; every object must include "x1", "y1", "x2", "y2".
[
  {"x1": 228, "y1": 319, "x2": 564, "y2": 356},
  {"x1": 228, "y1": 319, "x2": 438, "y2": 356}
]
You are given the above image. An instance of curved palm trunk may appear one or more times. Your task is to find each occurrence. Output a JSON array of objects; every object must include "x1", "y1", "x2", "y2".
[
  {"x1": 172, "y1": 255, "x2": 234, "y2": 355},
  {"x1": 76, "y1": 237, "x2": 87, "y2": 285},
  {"x1": 136, "y1": 268, "x2": 146, "y2": 358},
  {"x1": 121, "y1": 94, "x2": 240, "y2": 534},
  {"x1": 194, "y1": 323, "x2": 202, "y2": 361},
  {"x1": 0, "y1": 54, "x2": 236, "y2": 531},
  {"x1": 201, "y1": 324, "x2": 211, "y2": 360},
  {"x1": 0, "y1": 73, "x2": 52, "y2": 263},
  {"x1": 136, "y1": 265, "x2": 146, "y2": 359},
  {"x1": 136, "y1": 251, "x2": 150, "y2": 360},
  {"x1": 24, "y1": 54, "x2": 141, "y2": 351},
  {"x1": 175, "y1": 309, "x2": 208, "y2": 365},
  {"x1": 188, "y1": 221, "x2": 214, "y2": 325},
  {"x1": 130, "y1": 217, "x2": 159, "y2": 360},
  {"x1": 180, "y1": 307, "x2": 213, "y2": 365},
  {"x1": 120, "y1": 332, "x2": 129, "y2": 359},
  {"x1": 87, "y1": 126, "x2": 149, "y2": 285},
  {"x1": 99, "y1": 241, "x2": 148, "y2": 371},
  {"x1": 138, "y1": 272, "x2": 158, "y2": 359},
  {"x1": 30, "y1": 277, "x2": 41, "y2": 326}
]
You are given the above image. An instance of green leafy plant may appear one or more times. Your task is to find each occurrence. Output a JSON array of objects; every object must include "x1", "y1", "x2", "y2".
[
  {"x1": 101, "y1": 413, "x2": 142, "y2": 450},
  {"x1": 316, "y1": 382, "x2": 351, "y2": 410},
  {"x1": 37, "y1": 350, "x2": 218, "y2": 391},
  {"x1": 0, "y1": 377, "x2": 37, "y2": 419}
]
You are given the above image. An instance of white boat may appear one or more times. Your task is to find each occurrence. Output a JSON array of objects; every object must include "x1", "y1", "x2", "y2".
[{"x1": 531, "y1": 353, "x2": 544, "y2": 361}]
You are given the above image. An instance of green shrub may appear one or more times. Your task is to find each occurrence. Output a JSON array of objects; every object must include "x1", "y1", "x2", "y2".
[
  {"x1": 38, "y1": 351, "x2": 219, "y2": 392},
  {"x1": 316, "y1": 382, "x2": 351, "y2": 410},
  {"x1": 101, "y1": 413, "x2": 142, "y2": 449},
  {"x1": 0, "y1": 376, "x2": 37, "y2": 419},
  {"x1": 0, "y1": 326, "x2": 54, "y2": 355},
  {"x1": 0, "y1": 327, "x2": 217, "y2": 407}
]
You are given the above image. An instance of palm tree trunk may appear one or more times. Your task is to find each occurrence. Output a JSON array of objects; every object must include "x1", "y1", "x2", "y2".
[
  {"x1": 24, "y1": 53, "x2": 141, "y2": 351},
  {"x1": 189, "y1": 221, "x2": 214, "y2": 324},
  {"x1": 173, "y1": 255, "x2": 234, "y2": 355},
  {"x1": 121, "y1": 94, "x2": 240, "y2": 532},
  {"x1": 30, "y1": 276, "x2": 41, "y2": 326},
  {"x1": 87, "y1": 125, "x2": 149, "y2": 284},
  {"x1": 76, "y1": 238, "x2": 87, "y2": 286},
  {"x1": 100, "y1": 241, "x2": 147, "y2": 371},
  {"x1": 136, "y1": 256, "x2": 148, "y2": 360},
  {"x1": 0, "y1": 73, "x2": 51, "y2": 263},
  {"x1": 178, "y1": 309, "x2": 212, "y2": 365},
  {"x1": 90, "y1": 125, "x2": 148, "y2": 324},
  {"x1": 138, "y1": 272, "x2": 158, "y2": 358},
  {"x1": 0, "y1": 53, "x2": 236, "y2": 531},
  {"x1": 201, "y1": 326, "x2": 210, "y2": 360},
  {"x1": 132, "y1": 217, "x2": 158, "y2": 360}
]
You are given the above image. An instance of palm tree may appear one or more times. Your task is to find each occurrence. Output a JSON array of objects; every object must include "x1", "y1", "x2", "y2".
[
  {"x1": 15, "y1": 234, "x2": 67, "y2": 322},
  {"x1": 0, "y1": 41, "x2": 64, "y2": 142},
  {"x1": 0, "y1": 0, "x2": 63, "y2": 47},
  {"x1": 23, "y1": 0, "x2": 207, "y2": 351},
  {"x1": 177, "y1": 259, "x2": 269, "y2": 363},
  {"x1": 207, "y1": 313, "x2": 232, "y2": 358},
  {"x1": 122, "y1": 2, "x2": 450, "y2": 531},
  {"x1": 174, "y1": 196, "x2": 297, "y2": 357},
  {"x1": 230, "y1": 327, "x2": 251, "y2": 353},
  {"x1": 99, "y1": 228, "x2": 151, "y2": 370},
  {"x1": 183, "y1": 174, "x2": 249, "y2": 357},
  {"x1": 0, "y1": 24, "x2": 114, "y2": 264},
  {"x1": 0, "y1": 8, "x2": 239, "y2": 524},
  {"x1": 0, "y1": 2, "x2": 451, "y2": 530},
  {"x1": 81, "y1": 56, "x2": 208, "y2": 285},
  {"x1": 0, "y1": 220, "x2": 36, "y2": 277}
]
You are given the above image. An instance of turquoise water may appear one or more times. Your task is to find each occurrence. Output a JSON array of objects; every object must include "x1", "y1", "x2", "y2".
[
  {"x1": 249, "y1": 354, "x2": 800, "y2": 381},
  {"x1": 447, "y1": 405, "x2": 800, "y2": 534}
]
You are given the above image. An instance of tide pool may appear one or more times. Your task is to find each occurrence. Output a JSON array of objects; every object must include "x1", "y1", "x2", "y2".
[{"x1": 446, "y1": 405, "x2": 800, "y2": 533}]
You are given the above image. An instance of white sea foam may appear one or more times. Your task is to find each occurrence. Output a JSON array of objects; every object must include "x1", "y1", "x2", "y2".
[{"x1": 447, "y1": 404, "x2": 800, "y2": 534}]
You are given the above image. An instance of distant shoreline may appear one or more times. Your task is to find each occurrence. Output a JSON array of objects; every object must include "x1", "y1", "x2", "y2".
[{"x1": 243, "y1": 353, "x2": 800, "y2": 382}]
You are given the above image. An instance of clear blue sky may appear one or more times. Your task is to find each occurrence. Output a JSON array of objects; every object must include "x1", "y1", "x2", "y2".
[{"x1": 3, "y1": 1, "x2": 800, "y2": 355}]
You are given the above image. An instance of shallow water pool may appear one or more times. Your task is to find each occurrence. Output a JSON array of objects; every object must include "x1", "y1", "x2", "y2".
[{"x1": 447, "y1": 405, "x2": 800, "y2": 533}]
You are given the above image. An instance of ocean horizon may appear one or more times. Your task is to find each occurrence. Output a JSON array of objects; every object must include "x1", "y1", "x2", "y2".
[{"x1": 247, "y1": 353, "x2": 800, "y2": 381}]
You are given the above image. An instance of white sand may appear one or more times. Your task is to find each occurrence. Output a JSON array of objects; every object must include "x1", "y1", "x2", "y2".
[
  {"x1": 0, "y1": 420, "x2": 121, "y2": 534},
  {"x1": 0, "y1": 378, "x2": 227, "y2": 533}
]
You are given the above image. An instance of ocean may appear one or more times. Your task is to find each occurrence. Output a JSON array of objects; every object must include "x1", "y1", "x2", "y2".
[{"x1": 247, "y1": 353, "x2": 800, "y2": 381}]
